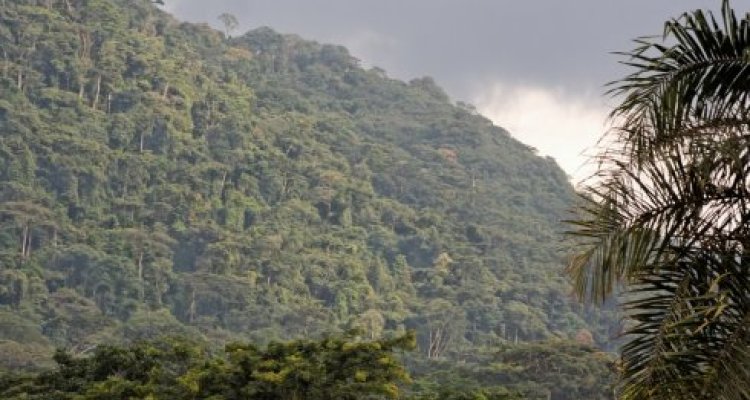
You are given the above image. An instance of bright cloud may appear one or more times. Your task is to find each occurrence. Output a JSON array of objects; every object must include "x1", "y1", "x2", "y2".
[
  {"x1": 474, "y1": 83, "x2": 611, "y2": 185},
  {"x1": 160, "y1": 1, "x2": 179, "y2": 13},
  {"x1": 338, "y1": 30, "x2": 400, "y2": 72}
]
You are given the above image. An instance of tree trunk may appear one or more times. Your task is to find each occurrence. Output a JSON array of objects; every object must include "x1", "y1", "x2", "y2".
[
  {"x1": 427, "y1": 329, "x2": 434, "y2": 358},
  {"x1": 219, "y1": 170, "x2": 228, "y2": 200},
  {"x1": 2, "y1": 49, "x2": 7, "y2": 79},
  {"x1": 188, "y1": 288, "x2": 196, "y2": 323},
  {"x1": 427, "y1": 328, "x2": 444, "y2": 359},
  {"x1": 431, "y1": 327, "x2": 443, "y2": 359},
  {"x1": 139, "y1": 131, "x2": 145, "y2": 152},
  {"x1": 137, "y1": 251, "x2": 143, "y2": 281},
  {"x1": 137, "y1": 251, "x2": 144, "y2": 300},
  {"x1": 220, "y1": 170, "x2": 228, "y2": 190},
  {"x1": 78, "y1": 33, "x2": 90, "y2": 60},
  {"x1": 92, "y1": 74, "x2": 101, "y2": 109},
  {"x1": 20, "y1": 224, "x2": 28, "y2": 262},
  {"x1": 24, "y1": 227, "x2": 31, "y2": 259},
  {"x1": 206, "y1": 99, "x2": 213, "y2": 128},
  {"x1": 280, "y1": 174, "x2": 289, "y2": 199}
]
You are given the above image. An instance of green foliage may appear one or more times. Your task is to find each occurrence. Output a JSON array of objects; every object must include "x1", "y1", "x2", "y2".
[
  {"x1": 0, "y1": 335, "x2": 615, "y2": 399},
  {"x1": 408, "y1": 341, "x2": 615, "y2": 400},
  {"x1": 0, "y1": 334, "x2": 414, "y2": 400},
  {"x1": 0, "y1": 0, "x2": 616, "y2": 396}
]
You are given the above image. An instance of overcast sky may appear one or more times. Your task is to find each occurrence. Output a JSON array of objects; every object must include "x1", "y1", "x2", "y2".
[{"x1": 164, "y1": 1, "x2": 749, "y2": 182}]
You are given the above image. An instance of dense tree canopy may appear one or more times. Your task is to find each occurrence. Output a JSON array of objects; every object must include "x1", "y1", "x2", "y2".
[
  {"x1": 0, "y1": 0, "x2": 617, "y2": 397},
  {"x1": 0, "y1": 334, "x2": 416, "y2": 399},
  {"x1": 0, "y1": 334, "x2": 614, "y2": 400}
]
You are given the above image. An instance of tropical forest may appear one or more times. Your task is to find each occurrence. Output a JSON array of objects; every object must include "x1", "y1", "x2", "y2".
[{"x1": 0, "y1": 0, "x2": 747, "y2": 399}]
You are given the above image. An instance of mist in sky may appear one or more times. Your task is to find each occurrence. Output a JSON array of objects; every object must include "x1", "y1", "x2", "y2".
[{"x1": 163, "y1": 1, "x2": 749, "y2": 182}]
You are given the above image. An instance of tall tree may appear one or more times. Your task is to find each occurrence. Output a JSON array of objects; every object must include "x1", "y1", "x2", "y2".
[
  {"x1": 116, "y1": 227, "x2": 175, "y2": 303},
  {"x1": 0, "y1": 202, "x2": 55, "y2": 264},
  {"x1": 217, "y1": 12, "x2": 238, "y2": 38},
  {"x1": 567, "y1": 2, "x2": 750, "y2": 399}
]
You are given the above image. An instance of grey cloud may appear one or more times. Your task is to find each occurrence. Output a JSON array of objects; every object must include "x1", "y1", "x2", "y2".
[
  {"x1": 165, "y1": 1, "x2": 747, "y2": 100},
  {"x1": 164, "y1": 1, "x2": 750, "y2": 179}
]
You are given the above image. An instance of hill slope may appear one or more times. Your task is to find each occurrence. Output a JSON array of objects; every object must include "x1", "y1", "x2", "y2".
[{"x1": 0, "y1": 0, "x2": 612, "y2": 373}]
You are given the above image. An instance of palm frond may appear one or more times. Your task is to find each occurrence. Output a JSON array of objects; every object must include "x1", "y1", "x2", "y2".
[
  {"x1": 609, "y1": 0, "x2": 750, "y2": 160},
  {"x1": 619, "y1": 250, "x2": 750, "y2": 400},
  {"x1": 568, "y1": 3, "x2": 750, "y2": 398}
]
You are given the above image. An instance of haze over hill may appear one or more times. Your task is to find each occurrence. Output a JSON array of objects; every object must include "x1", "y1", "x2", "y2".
[{"x1": 165, "y1": 0, "x2": 750, "y2": 182}]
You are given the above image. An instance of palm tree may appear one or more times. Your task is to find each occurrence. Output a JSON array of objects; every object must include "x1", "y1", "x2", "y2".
[{"x1": 567, "y1": 2, "x2": 750, "y2": 399}]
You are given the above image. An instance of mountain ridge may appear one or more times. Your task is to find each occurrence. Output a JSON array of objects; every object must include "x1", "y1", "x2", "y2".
[{"x1": 0, "y1": 0, "x2": 614, "y2": 376}]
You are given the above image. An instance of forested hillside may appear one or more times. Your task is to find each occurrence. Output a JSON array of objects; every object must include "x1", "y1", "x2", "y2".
[{"x1": 0, "y1": 0, "x2": 614, "y2": 397}]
